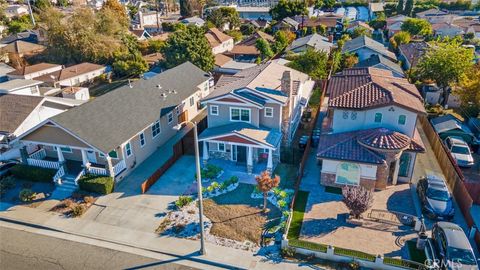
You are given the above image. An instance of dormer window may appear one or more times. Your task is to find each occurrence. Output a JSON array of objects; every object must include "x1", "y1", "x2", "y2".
[{"x1": 230, "y1": 107, "x2": 250, "y2": 123}]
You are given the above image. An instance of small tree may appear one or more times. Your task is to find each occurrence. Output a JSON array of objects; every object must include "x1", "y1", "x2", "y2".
[
  {"x1": 255, "y1": 171, "x2": 280, "y2": 212},
  {"x1": 341, "y1": 186, "x2": 373, "y2": 219}
]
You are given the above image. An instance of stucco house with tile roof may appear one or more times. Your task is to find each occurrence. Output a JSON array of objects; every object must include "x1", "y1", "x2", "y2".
[
  {"x1": 199, "y1": 61, "x2": 315, "y2": 174},
  {"x1": 317, "y1": 67, "x2": 426, "y2": 190},
  {"x1": 205, "y1": 28, "x2": 234, "y2": 55},
  {"x1": 16, "y1": 62, "x2": 213, "y2": 185}
]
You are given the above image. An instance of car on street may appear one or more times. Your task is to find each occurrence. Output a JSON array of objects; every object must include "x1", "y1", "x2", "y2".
[
  {"x1": 0, "y1": 159, "x2": 19, "y2": 177},
  {"x1": 444, "y1": 137, "x2": 475, "y2": 168},
  {"x1": 417, "y1": 175, "x2": 455, "y2": 220},
  {"x1": 432, "y1": 222, "x2": 479, "y2": 270}
]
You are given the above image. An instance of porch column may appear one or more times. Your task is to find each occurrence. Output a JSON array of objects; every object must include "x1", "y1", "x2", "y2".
[
  {"x1": 56, "y1": 146, "x2": 67, "y2": 173},
  {"x1": 267, "y1": 148, "x2": 273, "y2": 172},
  {"x1": 80, "y1": 149, "x2": 90, "y2": 168},
  {"x1": 105, "y1": 156, "x2": 115, "y2": 178},
  {"x1": 20, "y1": 146, "x2": 28, "y2": 164},
  {"x1": 392, "y1": 158, "x2": 401, "y2": 185},
  {"x1": 247, "y1": 146, "x2": 253, "y2": 174},
  {"x1": 202, "y1": 141, "x2": 209, "y2": 165}
]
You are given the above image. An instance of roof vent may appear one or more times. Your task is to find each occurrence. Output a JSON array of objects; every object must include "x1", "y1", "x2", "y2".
[
  {"x1": 169, "y1": 89, "x2": 177, "y2": 94},
  {"x1": 160, "y1": 93, "x2": 167, "y2": 100},
  {"x1": 157, "y1": 84, "x2": 162, "y2": 89}
]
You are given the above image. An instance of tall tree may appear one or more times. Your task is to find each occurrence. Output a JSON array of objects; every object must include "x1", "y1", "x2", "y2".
[
  {"x1": 342, "y1": 186, "x2": 373, "y2": 219},
  {"x1": 206, "y1": 7, "x2": 240, "y2": 30},
  {"x1": 404, "y1": 0, "x2": 414, "y2": 16},
  {"x1": 396, "y1": 0, "x2": 405, "y2": 14},
  {"x1": 255, "y1": 171, "x2": 280, "y2": 212},
  {"x1": 401, "y1": 18, "x2": 432, "y2": 36},
  {"x1": 269, "y1": 0, "x2": 307, "y2": 21},
  {"x1": 180, "y1": 0, "x2": 194, "y2": 17},
  {"x1": 255, "y1": 38, "x2": 274, "y2": 60},
  {"x1": 323, "y1": 0, "x2": 335, "y2": 9},
  {"x1": 453, "y1": 65, "x2": 480, "y2": 110},
  {"x1": 161, "y1": 25, "x2": 214, "y2": 71},
  {"x1": 102, "y1": 0, "x2": 129, "y2": 27},
  {"x1": 286, "y1": 48, "x2": 328, "y2": 80},
  {"x1": 390, "y1": 31, "x2": 411, "y2": 49},
  {"x1": 414, "y1": 40, "x2": 474, "y2": 104}
]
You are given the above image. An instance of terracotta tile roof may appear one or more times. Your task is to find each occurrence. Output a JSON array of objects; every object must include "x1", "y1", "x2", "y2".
[
  {"x1": 317, "y1": 127, "x2": 425, "y2": 164},
  {"x1": 8, "y1": 63, "x2": 62, "y2": 76},
  {"x1": 327, "y1": 67, "x2": 425, "y2": 114},
  {"x1": 0, "y1": 94, "x2": 43, "y2": 134}
]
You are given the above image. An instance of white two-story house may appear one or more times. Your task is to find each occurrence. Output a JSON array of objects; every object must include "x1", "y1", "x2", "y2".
[
  {"x1": 199, "y1": 61, "x2": 315, "y2": 174},
  {"x1": 317, "y1": 67, "x2": 426, "y2": 190},
  {"x1": 17, "y1": 62, "x2": 212, "y2": 185}
]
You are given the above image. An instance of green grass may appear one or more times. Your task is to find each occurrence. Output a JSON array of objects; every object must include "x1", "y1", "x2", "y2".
[
  {"x1": 406, "y1": 240, "x2": 427, "y2": 263},
  {"x1": 333, "y1": 247, "x2": 376, "y2": 262},
  {"x1": 325, "y1": 186, "x2": 343, "y2": 195},
  {"x1": 273, "y1": 163, "x2": 298, "y2": 189},
  {"x1": 287, "y1": 190, "x2": 309, "y2": 240},
  {"x1": 289, "y1": 238, "x2": 328, "y2": 253},
  {"x1": 384, "y1": 257, "x2": 424, "y2": 269},
  {"x1": 308, "y1": 87, "x2": 322, "y2": 107}
]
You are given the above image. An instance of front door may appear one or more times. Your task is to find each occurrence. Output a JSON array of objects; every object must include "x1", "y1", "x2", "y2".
[
  {"x1": 231, "y1": 145, "x2": 237, "y2": 161},
  {"x1": 398, "y1": 153, "x2": 411, "y2": 177},
  {"x1": 237, "y1": 146, "x2": 247, "y2": 163},
  {"x1": 86, "y1": 150, "x2": 97, "y2": 164}
]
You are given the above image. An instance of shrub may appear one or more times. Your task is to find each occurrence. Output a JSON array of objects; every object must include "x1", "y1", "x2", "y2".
[
  {"x1": 281, "y1": 246, "x2": 296, "y2": 258},
  {"x1": 71, "y1": 204, "x2": 86, "y2": 217},
  {"x1": 0, "y1": 176, "x2": 16, "y2": 194},
  {"x1": 19, "y1": 188, "x2": 35, "y2": 202},
  {"x1": 78, "y1": 174, "x2": 114, "y2": 195},
  {"x1": 219, "y1": 181, "x2": 229, "y2": 191},
  {"x1": 273, "y1": 187, "x2": 282, "y2": 196},
  {"x1": 342, "y1": 186, "x2": 373, "y2": 219},
  {"x1": 196, "y1": 164, "x2": 223, "y2": 180},
  {"x1": 62, "y1": 198, "x2": 75, "y2": 209},
  {"x1": 277, "y1": 199, "x2": 287, "y2": 209},
  {"x1": 10, "y1": 164, "x2": 56, "y2": 182},
  {"x1": 210, "y1": 181, "x2": 220, "y2": 190},
  {"x1": 278, "y1": 190, "x2": 288, "y2": 199},
  {"x1": 175, "y1": 195, "x2": 193, "y2": 209}
]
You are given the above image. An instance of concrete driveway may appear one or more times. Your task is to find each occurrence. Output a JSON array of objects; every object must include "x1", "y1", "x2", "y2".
[{"x1": 82, "y1": 156, "x2": 197, "y2": 233}]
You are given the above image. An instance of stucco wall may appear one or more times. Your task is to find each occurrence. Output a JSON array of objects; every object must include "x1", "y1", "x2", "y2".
[
  {"x1": 207, "y1": 102, "x2": 260, "y2": 128},
  {"x1": 321, "y1": 159, "x2": 377, "y2": 179}
]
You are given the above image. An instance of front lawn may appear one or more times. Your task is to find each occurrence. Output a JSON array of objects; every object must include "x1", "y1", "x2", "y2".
[
  {"x1": 0, "y1": 175, "x2": 54, "y2": 208},
  {"x1": 287, "y1": 190, "x2": 309, "y2": 240},
  {"x1": 203, "y1": 183, "x2": 281, "y2": 245}
]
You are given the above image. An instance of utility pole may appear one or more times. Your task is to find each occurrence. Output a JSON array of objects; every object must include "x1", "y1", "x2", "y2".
[
  {"x1": 193, "y1": 122, "x2": 206, "y2": 255},
  {"x1": 27, "y1": 0, "x2": 36, "y2": 26}
]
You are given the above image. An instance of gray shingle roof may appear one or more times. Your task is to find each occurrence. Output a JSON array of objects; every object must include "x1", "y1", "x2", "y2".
[
  {"x1": 0, "y1": 94, "x2": 43, "y2": 134},
  {"x1": 287, "y1": 33, "x2": 333, "y2": 53},
  {"x1": 356, "y1": 54, "x2": 404, "y2": 77},
  {"x1": 51, "y1": 62, "x2": 210, "y2": 153},
  {"x1": 198, "y1": 122, "x2": 282, "y2": 148},
  {"x1": 342, "y1": 36, "x2": 397, "y2": 60}
]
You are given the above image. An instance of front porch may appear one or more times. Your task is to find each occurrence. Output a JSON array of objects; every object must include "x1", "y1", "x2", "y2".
[{"x1": 24, "y1": 146, "x2": 127, "y2": 185}]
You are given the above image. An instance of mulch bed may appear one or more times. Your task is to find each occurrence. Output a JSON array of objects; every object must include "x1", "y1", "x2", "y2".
[{"x1": 50, "y1": 191, "x2": 97, "y2": 217}]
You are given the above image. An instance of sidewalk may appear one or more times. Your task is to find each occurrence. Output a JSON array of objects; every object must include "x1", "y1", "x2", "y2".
[{"x1": 0, "y1": 204, "x2": 309, "y2": 270}]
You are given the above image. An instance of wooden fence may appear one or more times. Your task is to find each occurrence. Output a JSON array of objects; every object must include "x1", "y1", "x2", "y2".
[{"x1": 418, "y1": 116, "x2": 480, "y2": 250}]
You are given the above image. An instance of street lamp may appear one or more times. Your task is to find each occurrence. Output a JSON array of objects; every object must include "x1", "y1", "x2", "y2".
[{"x1": 174, "y1": 121, "x2": 206, "y2": 255}]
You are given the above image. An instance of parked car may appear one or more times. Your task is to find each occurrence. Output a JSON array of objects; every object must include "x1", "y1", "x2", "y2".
[
  {"x1": 417, "y1": 175, "x2": 455, "y2": 220},
  {"x1": 432, "y1": 222, "x2": 479, "y2": 270},
  {"x1": 0, "y1": 160, "x2": 19, "y2": 177},
  {"x1": 444, "y1": 136, "x2": 475, "y2": 167}
]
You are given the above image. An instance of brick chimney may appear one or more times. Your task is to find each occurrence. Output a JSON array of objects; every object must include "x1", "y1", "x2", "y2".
[{"x1": 281, "y1": 71, "x2": 293, "y2": 145}]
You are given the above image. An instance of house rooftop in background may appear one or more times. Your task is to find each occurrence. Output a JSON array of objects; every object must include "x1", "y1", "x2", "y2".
[
  {"x1": 341, "y1": 35, "x2": 397, "y2": 61},
  {"x1": 356, "y1": 54, "x2": 404, "y2": 78},
  {"x1": 7, "y1": 63, "x2": 62, "y2": 77},
  {"x1": 368, "y1": 2, "x2": 384, "y2": 12},
  {"x1": 416, "y1": 8, "x2": 448, "y2": 18},
  {"x1": 398, "y1": 41, "x2": 429, "y2": 69},
  {"x1": 327, "y1": 67, "x2": 425, "y2": 114},
  {"x1": 0, "y1": 79, "x2": 42, "y2": 94},
  {"x1": 181, "y1": 16, "x2": 205, "y2": 27},
  {"x1": 0, "y1": 94, "x2": 44, "y2": 134},
  {"x1": 43, "y1": 61, "x2": 210, "y2": 153},
  {"x1": 0, "y1": 40, "x2": 46, "y2": 55},
  {"x1": 0, "y1": 30, "x2": 39, "y2": 45},
  {"x1": 286, "y1": 33, "x2": 334, "y2": 54},
  {"x1": 205, "y1": 28, "x2": 232, "y2": 47},
  {"x1": 0, "y1": 63, "x2": 15, "y2": 82},
  {"x1": 34, "y1": 62, "x2": 105, "y2": 84}
]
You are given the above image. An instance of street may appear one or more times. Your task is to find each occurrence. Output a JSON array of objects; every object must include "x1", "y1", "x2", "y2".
[{"x1": 0, "y1": 226, "x2": 199, "y2": 270}]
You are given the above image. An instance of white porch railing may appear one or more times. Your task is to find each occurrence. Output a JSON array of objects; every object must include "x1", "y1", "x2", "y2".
[
  {"x1": 88, "y1": 166, "x2": 108, "y2": 176},
  {"x1": 53, "y1": 166, "x2": 65, "y2": 184},
  {"x1": 27, "y1": 158, "x2": 60, "y2": 170},
  {"x1": 74, "y1": 169, "x2": 86, "y2": 185},
  {"x1": 29, "y1": 148, "x2": 46, "y2": 160},
  {"x1": 113, "y1": 160, "x2": 126, "y2": 176}
]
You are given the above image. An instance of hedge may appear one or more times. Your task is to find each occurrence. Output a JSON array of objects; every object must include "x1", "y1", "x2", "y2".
[
  {"x1": 288, "y1": 239, "x2": 328, "y2": 253},
  {"x1": 384, "y1": 257, "x2": 424, "y2": 269},
  {"x1": 333, "y1": 247, "x2": 376, "y2": 262},
  {"x1": 10, "y1": 164, "x2": 56, "y2": 182},
  {"x1": 78, "y1": 174, "x2": 114, "y2": 195}
]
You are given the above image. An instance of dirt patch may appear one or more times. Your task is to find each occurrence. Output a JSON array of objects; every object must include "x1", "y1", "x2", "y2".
[
  {"x1": 203, "y1": 199, "x2": 274, "y2": 244},
  {"x1": 50, "y1": 192, "x2": 97, "y2": 218}
]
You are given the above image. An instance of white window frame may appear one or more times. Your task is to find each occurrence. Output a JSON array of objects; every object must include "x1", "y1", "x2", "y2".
[
  {"x1": 230, "y1": 107, "x2": 251, "y2": 123},
  {"x1": 218, "y1": 142, "x2": 226, "y2": 152},
  {"x1": 264, "y1": 107, "x2": 273, "y2": 117},
  {"x1": 210, "y1": 105, "x2": 219, "y2": 115},
  {"x1": 167, "y1": 112, "x2": 174, "y2": 124},
  {"x1": 189, "y1": 96, "x2": 195, "y2": 107},
  {"x1": 151, "y1": 120, "x2": 161, "y2": 138},
  {"x1": 125, "y1": 142, "x2": 132, "y2": 157},
  {"x1": 139, "y1": 132, "x2": 146, "y2": 147},
  {"x1": 53, "y1": 146, "x2": 73, "y2": 153},
  {"x1": 176, "y1": 106, "x2": 180, "y2": 115}
]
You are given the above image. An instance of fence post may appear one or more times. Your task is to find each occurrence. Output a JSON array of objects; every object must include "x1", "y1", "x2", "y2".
[{"x1": 327, "y1": 245, "x2": 334, "y2": 256}]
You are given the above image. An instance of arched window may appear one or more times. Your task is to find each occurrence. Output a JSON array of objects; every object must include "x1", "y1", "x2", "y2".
[
  {"x1": 335, "y1": 162, "x2": 360, "y2": 186},
  {"x1": 374, "y1": 113, "x2": 382, "y2": 123}
]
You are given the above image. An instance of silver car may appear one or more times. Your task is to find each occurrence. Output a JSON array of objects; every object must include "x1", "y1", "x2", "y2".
[{"x1": 445, "y1": 137, "x2": 475, "y2": 168}]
